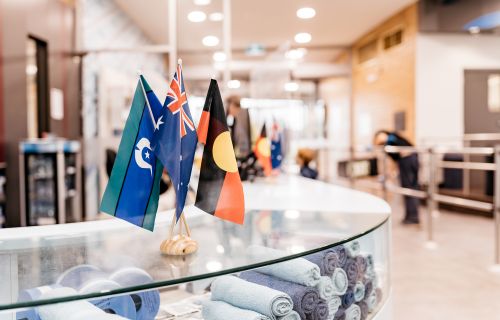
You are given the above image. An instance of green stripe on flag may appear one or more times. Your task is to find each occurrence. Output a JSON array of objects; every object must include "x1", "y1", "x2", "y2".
[
  {"x1": 100, "y1": 82, "x2": 145, "y2": 215},
  {"x1": 142, "y1": 159, "x2": 163, "y2": 231}
]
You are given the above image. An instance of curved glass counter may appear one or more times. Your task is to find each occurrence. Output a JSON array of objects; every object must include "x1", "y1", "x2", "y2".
[{"x1": 0, "y1": 208, "x2": 390, "y2": 320}]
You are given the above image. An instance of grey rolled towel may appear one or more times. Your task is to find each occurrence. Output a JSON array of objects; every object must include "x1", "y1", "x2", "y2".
[
  {"x1": 248, "y1": 245, "x2": 321, "y2": 287},
  {"x1": 363, "y1": 278, "x2": 373, "y2": 298},
  {"x1": 344, "y1": 241, "x2": 360, "y2": 258},
  {"x1": 202, "y1": 300, "x2": 271, "y2": 320},
  {"x1": 344, "y1": 304, "x2": 361, "y2": 320},
  {"x1": 316, "y1": 276, "x2": 335, "y2": 300},
  {"x1": 333, "y1": 246, "x2": 347, "y2": 268},
  {"x1": 306, "y1": 299, "x2": 329, "y2": 320},
  {"x1": 305, "y1": 249, "x2": 339, "y2": 276},
  {"x1": 240, "y1": 271, "x2": 319, "y2": 319},
  {"x1": 327, "y1": 296, "x2": 342, "y2": 320},
  {"x1": 334, "y1": 308, "x2": 345, "y2": 320},
  {"x1": 211, "y1": 275, "x2": 293, "y2": 319},
  {"x1": 351, "y1": 282, "x2": 365, "y2": 302},
  {"x1": 278, "y1": 311, "x2": 301, "y2": 320},
  {"x1": 344, "y1": 259, "x2": 359, "y2": 286},
  {"x1": 357, "y1": 302, "x2": 368, "y2": 320},
  {"x1": 331, "y1": 268, "x2": 348, "y2": 295},
  {"x1": 355, "y1": 256, "x2": 368, "y2": 277}
]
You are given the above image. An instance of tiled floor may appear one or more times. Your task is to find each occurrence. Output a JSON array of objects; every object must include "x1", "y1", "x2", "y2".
[{"x1": 387, "y1": 196, "x2": 500, "y2": 319}]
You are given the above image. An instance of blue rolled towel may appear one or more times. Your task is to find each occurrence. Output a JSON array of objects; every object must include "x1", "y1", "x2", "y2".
[
  {"x1": 202, "y1": 300, "x2": 270, "y2": 320},
  {"x1": 333, "y1": 246, "x2": 347, "y2": 268},
  {"x1": 331, "y1": 268, "x2": 348, "y2": 295},
  {"x1": 278, "y1": 311, "x2": 301, "y2": 320},
  {"x1": 211, "y1": 275, "x2": 293, "y2": 319},
  {"x1": 327, "y1": 296, "x2": 342, "y2": 320},
  {"x1": 248, "y1": 245, "x2": 321, "y2": 286},
  {"x1": 357, "y1": 302, "x2": 368, "y2": 320},
  {"x1": 344, "y1": 304, "x2": 361, "y2": 320},
  {"x1": 351, "y1": 282, "x2": 365, "y2": 302},
  {"x1": 240, "y1": 271, "x2": 319, "y2": 319},
  {"x1": 306, "y1": 299, "x2": 329, "y2": 320},
  {"x1": 305, "y1": 249, "x2": 339, "y2": 276},
  {"x1": 344, "y1": 259, "x2": 359, "y2": 286},
  {"x1": 344, "y1": 241, "x2": 360, "y2": 258},
  {"x1": 316, "y1": 276, "x2": 335, "y2": 300},
  {"x1": 341, "y1": 288, "x2": 355, "y2": 309}
]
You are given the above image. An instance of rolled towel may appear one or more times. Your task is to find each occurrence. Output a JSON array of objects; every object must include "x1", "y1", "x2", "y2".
[
  {"x1": 334, "y1": 308, "x2": 345, "y2": 320},
  {"x1": 331, "y1": 268, "x2": 348, "y2": 295},
  {"x1": 376, "y1": 288, "x2": 383, "y2": 304},
  {"x1": 333, "y1": 246, "x2": 347, "y2": 268},
  {"x1": 306, "y1": 299, "x2": 329, "y2": 320},
  {"x1": 344, "y1": 241, "x2": 360, "y2": 258},
  {"x1": 344, "y1": 259, "x2": 359, "y2": 286},
  {"x1": 363, "y1": 278, "x2": 373, "y2": 297},
  {"x1": 202, "y1": 300, "x2": 270, "y2": 320},
  {"x1": 341, "y1": 288, "x2": 355, "y2": 309},
  {"x1": 364, "y1": 290, "x2": 377, "y2": 313},
  {"x1": 357, "y1": 302, "x2": 368, "y2": 320},
  {"x1": 351, "y1": 282, "x2": 365, "y2": 302},
  {"x1": 316, "y1": 276, "x2": 335, "y2": 300},
  {"x1": 362, "y1": 254, "x2": 374, "y2": 275},
  {"x1": 344, "y1": 304, "x2": 361, "y2": 320},
  {"x1": 355, "y1": 256, "x2": 368, "y2": 277},
  {"x1": 327, "y1": 296, "x2": 342, "y2": 319},
  {"x1": 305, "y1": 249, "x2": 339, "y2": 276},
  {"x1": 278, "y1": 311, "x2": 301, "y2": 320},
  {"x1": 211, "y1": 275, "x2": 293, "y2": 319},
  {"x1": 240, "y1": 271, "x2": 319, "y2": 319},
  {"x1": 248, "y1": 245, "x2": 321, "y2": 287}
]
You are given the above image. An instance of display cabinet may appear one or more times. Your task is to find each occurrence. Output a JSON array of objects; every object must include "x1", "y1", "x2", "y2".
[{"x1": 0, "y1": 207, "x2": 390, "y2": 320}]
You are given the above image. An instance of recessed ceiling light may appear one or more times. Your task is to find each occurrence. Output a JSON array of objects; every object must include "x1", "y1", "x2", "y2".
[
  {"x1": 294, "y1": 32, "x2": 312, "y2": 44},
  {"x1": 202, "y1": 35, "x2": 219, "y2": 47},
  {"x1": 227, "y1": 80, "x2": 241, "y2": 89},
  {"x1": 285, "y1": 48, "x2": 307, "y2": 60},
  {"x1": 213, "y1": 51, "x2": 226, "y2": 62},
  {"x1": 194, "y1": 0, "x2": 210, "y2": 5},
  {"x1": 297, "y1": 7, "x2": 316, "y2": 19},
  {"x1": 188, "y1": 11, "x2": 206, "y2": 22},
  {"x1": 209, "y1": 12, "x2": 223, "y2": 21},
  {"x1": 284, "y1": 81, "x2": 299, "y2": 92},
  {"x1": 468, "y1": 26, "x2": 481, "y2": 34}
]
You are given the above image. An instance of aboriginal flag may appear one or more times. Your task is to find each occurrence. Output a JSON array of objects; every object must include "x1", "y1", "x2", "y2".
[
  {"x1": 195, "y1": 79, "x2": 245, "y2": 224},
  {"x1": 254, "y1": 124, "x2": 272, "y2": 176}
]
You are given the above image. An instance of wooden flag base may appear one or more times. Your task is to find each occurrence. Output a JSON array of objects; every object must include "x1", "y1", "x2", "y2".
[{"x1": 160, "y1": 212, "x2": 198, "y2": 256}]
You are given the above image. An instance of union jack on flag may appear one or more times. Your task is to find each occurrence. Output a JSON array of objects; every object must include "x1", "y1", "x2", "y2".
[{"x1": 166, "y1": 64, "x2": 195, "y2": 137}]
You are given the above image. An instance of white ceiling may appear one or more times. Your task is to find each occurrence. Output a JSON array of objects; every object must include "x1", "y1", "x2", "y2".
[{"x1": 114, "y1": 0, "x2": 417, "y2": 51}]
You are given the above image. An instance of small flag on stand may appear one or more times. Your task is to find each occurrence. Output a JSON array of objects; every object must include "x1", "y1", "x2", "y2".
[
  {"x1": 152, "y1": 62, "x2": 198, "y2": 222},
  {"x1": 254, "y1": 124, "x2": 272, "y2": 176},
  {"x1": 100, "y1": 76, "x2": 164, "y2": 231},
  {"x1": 271, "y1": 121, "x2": 283, "y2": 169},
  {"x1": 195, "y1": 79, "x2": 245, "y2": 224}
]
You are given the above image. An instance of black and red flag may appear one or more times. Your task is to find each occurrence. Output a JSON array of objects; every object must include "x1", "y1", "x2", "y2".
[
  {"x1": 254, "y1": 124, "x2": 272, "y2": 176},
  {"x1": 195, "y1": 79, "x2": 245, "y2": 224}
]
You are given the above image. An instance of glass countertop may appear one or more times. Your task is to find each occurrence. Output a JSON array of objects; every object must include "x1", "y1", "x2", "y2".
[{"x1": 0, "y1": 209, "x2": 389, "y2": 311}]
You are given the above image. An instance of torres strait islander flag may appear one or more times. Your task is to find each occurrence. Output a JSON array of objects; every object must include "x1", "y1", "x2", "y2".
[
  {"x1": 152, "y1": 62, "x2": 198, "y2": 222},
  {"x1": 195, "y1": 79, "x2": 245, "y2": 224},
  {"x1": 254, "y1": 123, "x2": 272, "y2": 176},
  {"x1": 100, "y1": 75, "x2": 163, "y2": 231}
]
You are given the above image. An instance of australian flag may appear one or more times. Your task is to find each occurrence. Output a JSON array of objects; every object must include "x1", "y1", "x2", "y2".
[{"x1": 152, "y1": 63, "x2": 198, "y2": 221}]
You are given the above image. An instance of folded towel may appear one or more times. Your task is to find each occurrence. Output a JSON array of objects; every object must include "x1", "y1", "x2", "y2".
[
  {"x1": 278, "y1": 311, "x2": 301, "y2": 320},
  {"x1": 240, "y1": 271, "x2": 319, "y2": 319},
  {"x1": 333, "y1": 308, "x2": 345, "y2": 320},
  {"x1": 357, "y1": 302, "x2": 368, "y2": 320},
  {"x1": 327, "y1": 296, "x2": 342, "y2": 320},
  {"x1": 202, "y1": 300, "x2": 270, "y2": 320},
  {"x1": 364, "y1": 290, "x2": 377, "y2": 313},
  {"x1": 341, "y1": 288, "x2": 355, "y2": 309},
  {"x1": 248, "y1": 245, "x2": 321, "y2": 287},
  {"x1": 333, "y1": 246, "x2": 347, "y2": 268},
  {"x1": 355, "y1": 256, "x2": 368, "y2": 276},
  {"x1": 305, "y1": 249, "x2": 339, "y2": 276},
  {"x1": 344, "y1": 304, "x2": 361, "y2": 320},
  {"x1": 316, "y1": 276, "x2": 335, "y2": 300},
  {"x1": 344, "y1": 259, "x2": 359, "y2": 286},
  {"x1": 211, "y1": 275, "x2": 293, "y2": 319},
  {"x1": 351, "y1": 282, "x2": 365, "y2": 302},
  {"x1": 331, "y1": 268, "x2": 348, "y2": 295},
  {"x1": 306, "y1": 299, "x2": 328, "y2": 320},
  {"x1": 344, "y1": 241, "x2": 360, "y2": 258}
]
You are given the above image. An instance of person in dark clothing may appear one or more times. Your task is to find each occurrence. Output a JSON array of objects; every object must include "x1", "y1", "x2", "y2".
[{"x1": 374, "y1": 130, "x2": 420, "y2": 224}]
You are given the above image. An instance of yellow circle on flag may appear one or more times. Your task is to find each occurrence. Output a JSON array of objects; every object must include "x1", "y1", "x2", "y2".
[
  {"x1": 213, "y1": 131, "x2": 238, "y2": 173},
  {"x1": 257, "y1": 139, "x2": 271, "y2": 157}
]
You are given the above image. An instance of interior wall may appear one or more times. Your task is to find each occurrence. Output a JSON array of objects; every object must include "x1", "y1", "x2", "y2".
[
  {"x1": 415, "y1": 33, "x2": 500, "y2": 146},
  {"x1": 351, "y1": 4, "x2": 417, "y2": 147},
  {"x1": 0, "y1": 0, "x2": 78, "y2": 226}
]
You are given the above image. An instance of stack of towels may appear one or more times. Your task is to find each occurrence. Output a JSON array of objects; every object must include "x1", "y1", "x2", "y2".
[{"x1": 203, "y1": 242, "x2": 382, "y2": 320}]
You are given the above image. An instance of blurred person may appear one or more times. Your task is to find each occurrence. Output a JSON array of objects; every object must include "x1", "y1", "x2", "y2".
[
  {"x1": 226, "y1": 95, "x2": 251, "y2": 157},
  {"x1": 374, "y1": 130, "x2": 420, "y2": 225},
  {"x1": 296, "y1": 148, "x2": 318, "y2": 180}
]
